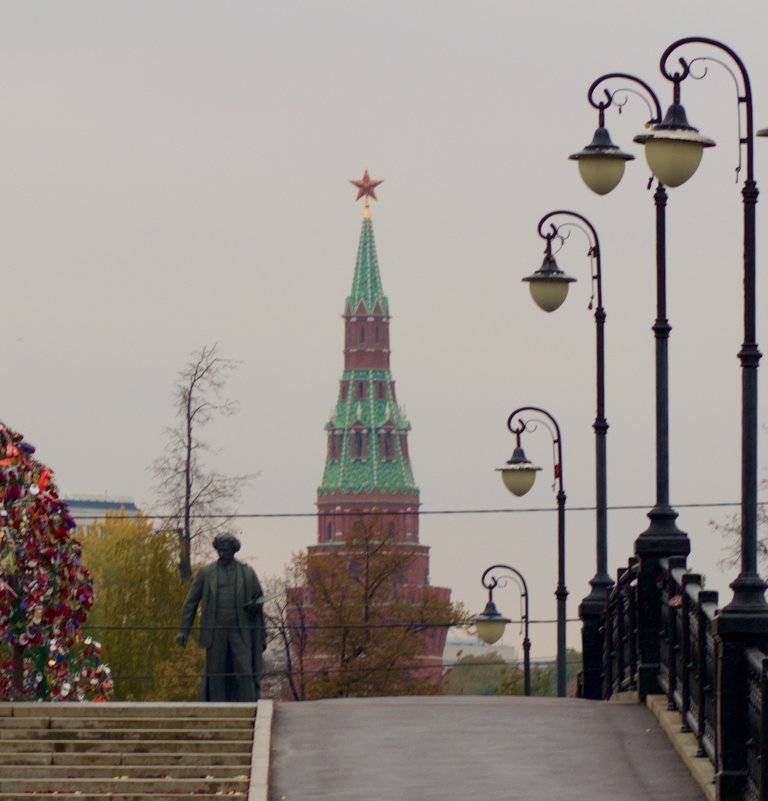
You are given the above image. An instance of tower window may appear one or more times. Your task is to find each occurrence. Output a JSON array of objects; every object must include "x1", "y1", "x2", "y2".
[
  {"x1": 356, "y1": 381, "x2": 366, "y2": 400},
  {"x1": 328, "y1": 432, "x2": 342, "y2": 460},
  {"x1": 340, "y1": 381, "x2": 349, "y2": 400},
  {"x1": 352, "y1": 430, "x2": 366, "y2": 459},
  {"x1": 375, "y1": 326, "x2": 380, "y2": 344},
  {"x1": 327, "y1": 522, "x2": 333, "y2": 542},
  {"x1": 382, "y1": 431, "x2": 393, "y2": 460},
  {"x1": 359, "y1": 325, "x2": 365, "y2": 344},
  {"x1": 376, "y1": 381, "x2": 386, "y2": 400}
]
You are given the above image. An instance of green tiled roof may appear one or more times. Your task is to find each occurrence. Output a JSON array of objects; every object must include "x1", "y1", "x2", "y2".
[
  {"x1": 345, "y1": 217, "x2": 389, "y2": 316},
  {"x1": 320, "y1": 215, "x2": 417, "y2": 498},
  {"x1": 319, "y1": 368, "x2": 418, "y2": 496}
]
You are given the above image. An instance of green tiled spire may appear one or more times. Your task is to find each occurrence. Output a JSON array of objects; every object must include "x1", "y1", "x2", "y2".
[
  {"x1": 319, "y1": 368, "x2": 417, "y2": 496},
  {"x1": 345, "y1": 217, "x2": 389, "y2": 316},
  {"x1": 319, "y1": 212, "x2": 417, "y2": 498}
]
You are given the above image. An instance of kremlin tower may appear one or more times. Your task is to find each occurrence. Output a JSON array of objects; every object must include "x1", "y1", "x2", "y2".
[{"x1": 299, "y1": 172, "x2": 451, "y2": 688}]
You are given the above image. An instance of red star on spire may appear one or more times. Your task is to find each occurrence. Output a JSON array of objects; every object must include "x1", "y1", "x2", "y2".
[{"x1": 350, "y1": 169, "x2": 383, "y2": 202}]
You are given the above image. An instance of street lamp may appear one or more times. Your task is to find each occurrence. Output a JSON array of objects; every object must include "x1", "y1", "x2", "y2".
[
  {"x1": 473, "y1": 564, "x2": 531, "y2": 696},
  {"x1": 574, "y1": 39, "x2": 765, "y2": 614},
  {"x1": 524, "y1": 211, "x2": 612, "y2": 699},
  {"x1": 572, "y1": 72, "x2": 692, "y2": 567},
  {"x1": 522, "y1": 235, "x2": 576, "y2": 312},
  {"x1": 650, "y1": 39, "x2": 765, "y2": 619},
  {"x1": 570, "y1": 70, "x2": 714, "y2": 193},
  {"x1": 571, "y1": 40, "x2": 767, "y2": 785},
  {"x1": 497, "y1": 406, "x2": 567, "y2": 697}
]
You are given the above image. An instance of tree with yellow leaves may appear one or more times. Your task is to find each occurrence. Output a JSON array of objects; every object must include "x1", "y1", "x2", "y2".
[{"x1": 80, "y1": 512, "x2": 202, "y2": 701}]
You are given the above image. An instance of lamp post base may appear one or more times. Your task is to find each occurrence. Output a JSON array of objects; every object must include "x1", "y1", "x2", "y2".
[
  {"x1": 712, "y1": 607, "x2": 768, "y2": 801},
  {"x1": 579, "y1": 574, "x2": 613, "y2": 699},
  {"x1": 634, "y1": 505, "x2": 690, "y2": 699}
]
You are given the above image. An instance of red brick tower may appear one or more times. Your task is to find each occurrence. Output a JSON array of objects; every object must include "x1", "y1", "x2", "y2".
[{"x1": 309, "y1": 173, "x2": 450, "y2": 673}]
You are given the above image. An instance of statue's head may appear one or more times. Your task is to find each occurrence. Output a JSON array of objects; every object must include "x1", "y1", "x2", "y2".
[{"x1": 213, "y1": 532, "x2": 241, "y2": 557}]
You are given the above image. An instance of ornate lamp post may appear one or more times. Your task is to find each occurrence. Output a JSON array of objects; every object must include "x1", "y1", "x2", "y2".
[
  {"x1": 573, "y1": 41, "x2": 765, "y2": 599},
  {"x1": 473, "y1": 564, "x2": 531, "y2": 696},
  {"x1": 497, "y1": 406, "x2": 567, "y2": 697},
  {"x1": 573, "y1": 39, "x2": 767, "y2": 795},
  {"x1": 571, "y1": 72, "x2": 700, "y2": 556},
  {"x1": 570, "y1": 70, "x2": 700, "y2": 696},
  {"x1": 523, "y1": 211, "x2": 611, "y2": 699}
]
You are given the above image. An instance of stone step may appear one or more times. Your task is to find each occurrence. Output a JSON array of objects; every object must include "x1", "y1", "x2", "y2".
[
  {"x1": 0, "y1": 764, "x2": 249, "y2": 779},
  {"x1": 0, "y1": 715, "x2": 255, "y2": 730},
  {"x1": 4, "y1": 751, "x2": 251, "y2": 767},
  {"x1": 119, "y1": 751, "x2": 251, "y2": 767},
  {"x1": 0, "y1": 777, "x2": 250, "y2": 793},
  {"x1": 3, "y1": 702, "x2": 257, "y2": 719},
  {"x1": 0, "y1": 702, "x2": 259, "y2": 800},
  {"x1": 0, "y1": 738, "x2": 251, "y2": 753},
  {"x1": 0, "y1": 726, "x2": 253, "y2": 740}
]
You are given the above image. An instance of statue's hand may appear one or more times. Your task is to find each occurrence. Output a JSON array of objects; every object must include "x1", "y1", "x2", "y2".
[
  {"x1": 243, "y1": 599, "x2": 262, "y2": 616},
  {"x1": 176, "y1": 632, "x2": 187, "y2": 648}
]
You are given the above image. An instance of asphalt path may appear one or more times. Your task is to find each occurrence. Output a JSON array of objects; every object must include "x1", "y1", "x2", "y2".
[{"x1": 269, "y1": 696, "x2": 706, "y2": 801}]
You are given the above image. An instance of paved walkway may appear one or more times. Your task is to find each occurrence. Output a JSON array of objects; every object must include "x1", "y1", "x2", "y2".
[{"x1": 269, "y1": 696, "x2": 707, "y2": 801}]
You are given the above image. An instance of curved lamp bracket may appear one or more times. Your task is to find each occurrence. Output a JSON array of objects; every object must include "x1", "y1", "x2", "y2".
[{"x1": 659, "y1": 37, "x2": 754, "y2": 181}]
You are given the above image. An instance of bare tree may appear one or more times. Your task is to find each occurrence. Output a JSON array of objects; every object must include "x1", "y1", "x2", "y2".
[{"x1": 153, "y1": 344, "x2": 251, "y2": 581}]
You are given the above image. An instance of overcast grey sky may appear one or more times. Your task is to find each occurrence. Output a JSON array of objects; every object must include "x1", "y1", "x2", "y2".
[{"x1": 5, "y1": 2, "x2": 768, "y2": 657}]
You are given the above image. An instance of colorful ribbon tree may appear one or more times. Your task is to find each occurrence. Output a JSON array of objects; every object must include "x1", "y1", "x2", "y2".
[{"x1": 0, "y1": 423, "x2": 112, "y2": 700}]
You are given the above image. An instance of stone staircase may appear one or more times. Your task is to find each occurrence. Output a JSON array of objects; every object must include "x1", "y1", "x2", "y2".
[{"x1": 0, "y1": 702, "x2": 258, "y2": 800}]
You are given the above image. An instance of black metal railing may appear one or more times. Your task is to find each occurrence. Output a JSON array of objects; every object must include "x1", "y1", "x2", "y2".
[
  {"x1": 745, "y1": 647, "x2": 768, "y2": 801},
  {"x1": 603, "y1": 557, "x2": 638, "y2": 697},
  {"x1": 602, "y1": 555, "x2": 719, "y2": 772},
  {"x1": 656, "y1": 557, "x2": 719, "y2": 767}
]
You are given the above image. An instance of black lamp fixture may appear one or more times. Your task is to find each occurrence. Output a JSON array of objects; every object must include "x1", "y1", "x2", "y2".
[
  {"x1": 473, "y1": 564, "x2": 531, "y2": 696},
  {"x1": 569, "y1": 109, "x2": 635, "y2": 195},
  {"x1": 522, "y1": 234, "x2": 576, "y2": 312},
  {"x1": 632, "y1": 91, "x2": 715, "y2": 187},
  {"x1": 496, "y1": 424, "x2": 541, "y2": 497},
  {"x1": 497, "y1": 407, "x2": 567, "y2": 697},
  {"x1": 524, "y1": 211, "x2": 612, "y2": 700},
  {"x1": 570, "y1": 70, "x2": 715, "y2": 195}
]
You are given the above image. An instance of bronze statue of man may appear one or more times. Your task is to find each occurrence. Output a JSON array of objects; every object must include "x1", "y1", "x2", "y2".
[{"x1": 176, "y1": 532, "x2": 266, "y2": 701}]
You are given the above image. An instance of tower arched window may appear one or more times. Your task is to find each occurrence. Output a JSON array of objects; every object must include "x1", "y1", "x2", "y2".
[
  {"x1": 382, "y1": 431, "x2": 393, "y2": 460},
  {"x1": 327, "y1": 522, "x2": 333, "y2": 542},
  {"x1": 352, "y1": 429, "x2": 367, "y2": 459}
]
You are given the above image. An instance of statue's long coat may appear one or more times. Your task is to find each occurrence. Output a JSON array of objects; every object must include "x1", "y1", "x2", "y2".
[{"x1": 178, "y1": 559, "x2": 266, "y2": 700}]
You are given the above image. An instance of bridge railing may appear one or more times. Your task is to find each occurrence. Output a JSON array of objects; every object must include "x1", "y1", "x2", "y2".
[
  {"x1": 656, "y1": 556, "x2": 719, "y2": 767},
  {"x1": 603, "y1": 558, "x2": 638, "y2": 697},
  {"x1": 603, "y1": 556, "x2": 756, "y2": 801},
  {"x1": 746, "y1": 647, "x2": 768, "y2": 801}
]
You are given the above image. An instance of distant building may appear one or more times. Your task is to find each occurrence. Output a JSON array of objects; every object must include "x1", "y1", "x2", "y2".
[
  {"x1": 443, "y1": 637, "x2": 519, "y2": 665},
  {"x1": 291, "y1": 181, "x2": 452, "y2": 687},
  {"x1": 63, "y1": 495, "x2": 139, "y2": 530}
]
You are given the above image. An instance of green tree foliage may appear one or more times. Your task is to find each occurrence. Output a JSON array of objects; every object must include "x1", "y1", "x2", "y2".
[
  {"x1": 80, "y1": 512, "x2": 202, "y2": 701},
  {"x1": 271, "y1": 518, "x2": 469, "y2": 700},
  {"x1": 495, "y1": 648, "x2": 582, "y2": 697},
  {"x1": 442, "y1": 650, "x2": 516, "y2": 696}
]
